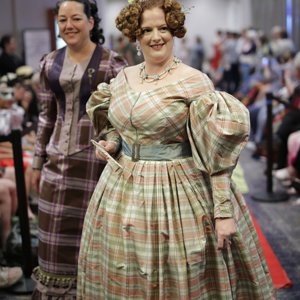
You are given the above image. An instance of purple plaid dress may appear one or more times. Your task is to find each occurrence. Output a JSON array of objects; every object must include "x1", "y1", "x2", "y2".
[{"x1": 31, "y1": 45, "x2": 127, "y2": 299}]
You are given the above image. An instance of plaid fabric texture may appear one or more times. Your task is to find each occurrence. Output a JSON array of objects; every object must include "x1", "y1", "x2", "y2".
[
  {"x1": 32, "y1": 46, "x2": 127, "y2": 297},
  {"x1": 33, "y1": 46, "x2": 127, "y2": 169},
  {"x1": 77, "y1": 71, "x2": 275, "y2": 299}
]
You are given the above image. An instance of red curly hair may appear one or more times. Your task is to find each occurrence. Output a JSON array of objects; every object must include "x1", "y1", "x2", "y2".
[{"x1": 115, "y1": 0, "x2": 186, "y2": 42}]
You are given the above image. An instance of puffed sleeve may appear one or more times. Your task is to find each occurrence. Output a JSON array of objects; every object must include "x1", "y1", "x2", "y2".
[
  {"x1": 187, "y1": 91, "x2": 250, "y2": 219},
  {"x1": 86, "y1": 80, "x2": 120, "y2": 145}
]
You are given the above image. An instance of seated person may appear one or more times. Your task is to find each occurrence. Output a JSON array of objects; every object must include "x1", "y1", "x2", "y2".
[
  {"x1": 274, "y1": 53, "x2": 300, "y2": 169},
  {"x1": 0, "y1": 143, "x2": 35, "y2": 220},
  {"x1": 0, "y1": 176, "x2": 23, "y2": 289},
  {"x1": 15, "y1": 66, "x2": 39, "y2": 132},
  {"x1": 274, "y1": 130, "x2": 300, "y2": 181},
  {"x1": 0, "y1": 173, "x2": 17, "y2": 248},
  {"x1": 0, "y1": 76, "x2": 35, "y2": 219}
]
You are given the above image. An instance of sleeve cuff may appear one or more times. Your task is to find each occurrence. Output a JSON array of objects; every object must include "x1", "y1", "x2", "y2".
[
  {"x1": 32, "y1": 156, "x2": 46, "y2": 170},
  {"x1": 214, "y1": 199, "x2": 234, "y2": 219},
  {"x1": 210, "y1": 174, "x2": 234, "y2": 219},
  {"x1": 103, "y1": 130, "x2": 121, "y2": 145}
]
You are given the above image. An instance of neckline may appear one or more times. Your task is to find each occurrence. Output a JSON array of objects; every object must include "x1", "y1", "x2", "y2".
[
  {"x1": 65, "y1": 44, "x2": 96, "y2": 65},
  {"x1": 122, "y1": 68, "x2": 199, "y2": 94},
  {"x1": 139, "y1": 57, "x2": 182, "y2": 83}
]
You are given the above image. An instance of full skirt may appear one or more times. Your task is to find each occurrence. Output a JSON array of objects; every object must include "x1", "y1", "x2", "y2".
[{"x1": 77, "y1": 154, "x2": 275, "y2": 299}]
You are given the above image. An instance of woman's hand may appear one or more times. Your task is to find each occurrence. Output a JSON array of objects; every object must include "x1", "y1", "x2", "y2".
[
  {"x1": 215, "y1": 217, "x2": 237, "y2": 250},
  {"x1": 31, "y1": 169, "x2": 41, "y2": 194},
  {"x1": 95, "y1": 140, "x2": 118, "y2": 161}
]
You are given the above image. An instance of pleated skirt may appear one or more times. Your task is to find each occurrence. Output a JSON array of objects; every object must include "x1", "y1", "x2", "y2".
[{"x1": 77, "y1": 154, "x2": 275, "y2": 299}]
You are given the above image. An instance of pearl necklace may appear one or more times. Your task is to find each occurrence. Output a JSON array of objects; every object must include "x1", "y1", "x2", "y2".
[{"x1": 139, "y1": 57, "x2": 181, "y2": 83}]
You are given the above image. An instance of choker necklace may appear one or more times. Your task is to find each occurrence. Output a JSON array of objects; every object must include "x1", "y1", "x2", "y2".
[{"x1": 139, "y1": 57, "x2": 181, "y2": 83}]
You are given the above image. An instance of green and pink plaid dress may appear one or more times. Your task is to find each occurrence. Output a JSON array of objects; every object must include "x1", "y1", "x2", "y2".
[{"x1": 77, "y1": 70, "x2": 275, "y2": 299}]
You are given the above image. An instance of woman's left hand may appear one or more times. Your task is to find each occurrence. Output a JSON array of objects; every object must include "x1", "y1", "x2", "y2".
[{"x1": 215, "y1": 217, "x2": 237, "y2": 250}]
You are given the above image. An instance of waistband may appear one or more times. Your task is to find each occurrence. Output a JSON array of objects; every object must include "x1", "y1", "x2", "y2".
[{"x1": 122, "y1": 141, "x2": 192, "y2": 162}]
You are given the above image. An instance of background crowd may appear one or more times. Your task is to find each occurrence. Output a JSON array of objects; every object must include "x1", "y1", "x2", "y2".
[{"x1": 0, "y1": 34, "x2": 39, "y2": 289}]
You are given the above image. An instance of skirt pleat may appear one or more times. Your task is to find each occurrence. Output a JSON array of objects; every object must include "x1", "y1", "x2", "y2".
[{"x1": 77, "y1": 155, "x2": 275, "y2": 300}]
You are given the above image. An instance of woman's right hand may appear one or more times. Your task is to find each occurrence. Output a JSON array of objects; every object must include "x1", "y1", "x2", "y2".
[
  {"x1": 95, "y1": 140, "x2": 118, "y2": 161},
  {"x1": 32, "y1": 169, "x2": 41, "y2": 194}
]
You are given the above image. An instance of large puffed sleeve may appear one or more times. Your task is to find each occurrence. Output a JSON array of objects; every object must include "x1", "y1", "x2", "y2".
[
  {"x1": 86, "y1": 80, "x2": 120, "y2": 145},
  {"x1": 32, "y1": 54, "x2": 57, "y2": 170},
  {"x1": 187, "y1": 91, "x2": 250, "y2": 219}
]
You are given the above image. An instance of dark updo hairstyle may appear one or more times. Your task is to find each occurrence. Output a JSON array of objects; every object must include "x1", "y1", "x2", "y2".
[
  {"x1": 55, "y1": 0, "x2": 105, "y2": 44},
  {"x1": 115, "y1": 0, "x2": 186, "y2": 42}
]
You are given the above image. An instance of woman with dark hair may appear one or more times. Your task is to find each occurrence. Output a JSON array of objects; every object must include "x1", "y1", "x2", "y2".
[
  {"x1": 77, "y1": 0, "x2": 274, "y2": 299},
  {"x1": 31, "y1": 0, "x2": 127, "y2": 298}
]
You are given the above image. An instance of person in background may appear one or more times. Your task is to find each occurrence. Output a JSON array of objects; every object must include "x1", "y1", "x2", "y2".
[
  {"x1": 0, "y1": 170, "x2": 18, "y2": 249},
  {"x1": 0, "y1": 176, "x2": 22, "y2": 291},
  {"x1": 190, "y1": 35, "x2": 205, "y2": 71},
  {"x1": 269, "y1": 25, "x2": 282, "y2": 58},
  {"x1": 30, "y1": 0, "x2": 127, "y2": 298},
  {"x1": 238, "y1": 29, "x2": 258, "y2": 89},
  {"x1": 0, "y1": 73, "x2": 36, "y2": 220},
  {"x1": 0, "y1": 35, "x2": 23, "y2": 76},
  {"x1": 274, "y1": 130, "x2": 300, "y2": 195},
  {"x1": 210, "y1": 29, "x2": 224, "y2": 71},
  {"x1": 0, "y1": 143, "x2": 35, "y2": 221},
  {"x1": 176, "y1": 37, "x2": 189, "y2": 64},
  {"x1": 77, "y1": 0, "x2": 275, "y2": 299},
  {"x1": 275, "y1": 29, "x2": 295, "y2": 63},
  {"x1": 220, "y1": 31, "x2": 240, "y2": 94},
  {"x1": 116, "y1": 35, "x2": 134, "y2": 65},
  {"x1": 15, "y1": 66, "x2": 40, "y2": 132},
  {"x1": 0, "y1": 82, "x2": 27, "y2": 291},
  {"x1": 274, "y1": 52, "x2": 300, "y2": 172}
]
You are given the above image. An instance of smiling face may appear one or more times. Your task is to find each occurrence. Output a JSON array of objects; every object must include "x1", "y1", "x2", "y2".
[
  {"x1": 138, "y1": 7, "x2": 174, "y2": 65},
  {"x1": 57, "y1": 1, "x2": 94, "y2": 49}
]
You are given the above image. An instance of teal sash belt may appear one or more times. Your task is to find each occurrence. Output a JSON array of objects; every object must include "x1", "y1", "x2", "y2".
[{"x1": 122, "y1": 141, "x2": 192, "y2": 162}]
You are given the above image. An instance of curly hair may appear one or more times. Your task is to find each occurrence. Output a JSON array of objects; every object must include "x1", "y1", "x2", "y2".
[
  {"x1": 55, "y1": 0, "x2": 105, "y2": 44},
  {"x1": 115, "y1": 0, "x2": 186, "y2": 42}
]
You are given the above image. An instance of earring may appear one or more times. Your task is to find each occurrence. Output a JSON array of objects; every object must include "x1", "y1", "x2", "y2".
[{"x1": 136, "y1": 43, "x2": 142, "y2": 56}]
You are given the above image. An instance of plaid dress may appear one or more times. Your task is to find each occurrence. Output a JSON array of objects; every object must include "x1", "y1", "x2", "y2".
[
  {"x1": 31, "y1": 45, "x2": 127, "y2": 299},
  {"x1": 77, "y1": 70, "x2": 275, "y2": 299}
]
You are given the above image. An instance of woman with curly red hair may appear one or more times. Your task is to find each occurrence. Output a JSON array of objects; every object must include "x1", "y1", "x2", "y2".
[{"x1": 77, "y1": 0, "x2": 275, "y2": 298}]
